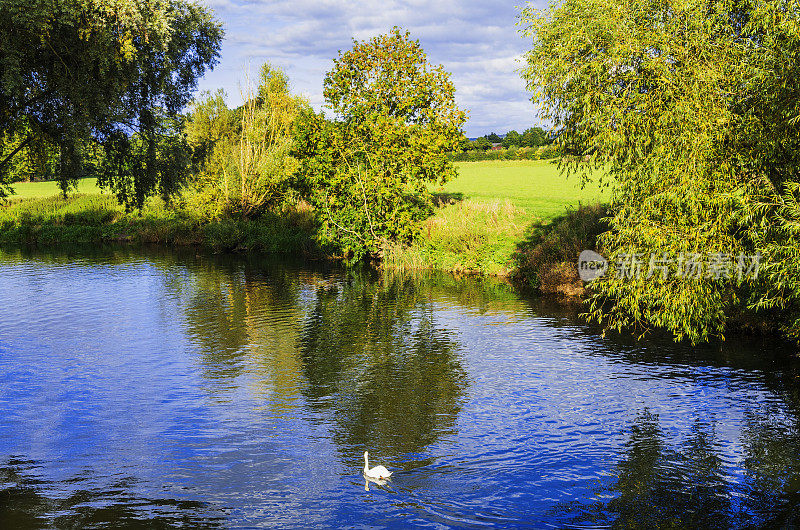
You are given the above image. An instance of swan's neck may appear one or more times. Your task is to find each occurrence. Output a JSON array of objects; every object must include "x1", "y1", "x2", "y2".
[{"x1": 363, "y1": 454, "x2": 369, "y2": 471}]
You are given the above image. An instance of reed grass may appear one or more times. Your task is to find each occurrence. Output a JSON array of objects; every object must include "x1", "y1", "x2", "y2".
[{"x1": 384, "y1": 199, "x2": 528, "y2": 275}]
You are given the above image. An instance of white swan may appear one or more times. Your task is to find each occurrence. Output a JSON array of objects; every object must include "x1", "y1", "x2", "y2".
[{"x1": 363, "y1": 451, "x2": 392, "y2": 479}]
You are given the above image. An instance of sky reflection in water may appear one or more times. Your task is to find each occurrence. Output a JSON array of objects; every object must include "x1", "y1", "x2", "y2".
[{"x1": 0, "y1": 246, "x2": 799, "y2": 528}]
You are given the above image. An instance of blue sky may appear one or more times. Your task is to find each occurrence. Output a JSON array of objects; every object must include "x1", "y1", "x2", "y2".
[{"x1": 196, "y1": 0, "x2": 544, "y2": 138}]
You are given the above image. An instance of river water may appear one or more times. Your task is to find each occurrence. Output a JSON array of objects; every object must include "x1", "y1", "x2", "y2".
[{"x1": 1, "y1": 246, "x2": 798, "y2": 528}]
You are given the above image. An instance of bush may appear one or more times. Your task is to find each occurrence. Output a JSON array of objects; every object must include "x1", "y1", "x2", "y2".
[
  {"x1": 184, "y1": 64, "x2": 306, "y2": 219},
  {"x1": 513, "y1": 204, "x2": 609, "y2": 297}
]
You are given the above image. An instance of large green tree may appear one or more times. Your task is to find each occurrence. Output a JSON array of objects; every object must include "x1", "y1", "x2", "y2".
[
  {"x1": 296, "y1": 27, "x2": 466, "y2": 262},
  {"x1": 520, "y1": 0, "x2": 800, "y2": 342},
  {"x1": 0, "y1": 0, "x2": 223, "y2": 206},
  {"x1": 520, "y1": 127, "x2": 547, "y2": 147}
]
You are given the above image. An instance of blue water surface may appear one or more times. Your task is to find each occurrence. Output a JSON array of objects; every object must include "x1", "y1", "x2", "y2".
[{"x1": 1, "y1": 246, "x2": 798, "y2": 528}]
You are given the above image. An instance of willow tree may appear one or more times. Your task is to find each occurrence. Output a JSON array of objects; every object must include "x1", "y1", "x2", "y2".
[
  {"x1": 296, "y1": 27, "x2": 466, "y2": 262},
  {"x1": 0, "y1": 0, "x2": 223, "y2": 206},
  {"x1": 520, "y1": 0, "x2": 800, "y2": 342},
  {"x1": 185, "y1": 64, "x2": 306, "y2": 219}
]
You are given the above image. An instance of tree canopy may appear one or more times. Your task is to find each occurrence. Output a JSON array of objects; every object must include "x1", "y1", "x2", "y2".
[
  {"x1": 520, "y1": 0, "x2": 800, "y2": 342},
  {"x1": 0, "y1": 0, "x2": 223, "y2": 206},
  {"x1": 297, "y1": 27, "x2": 466, "y2": 262}
]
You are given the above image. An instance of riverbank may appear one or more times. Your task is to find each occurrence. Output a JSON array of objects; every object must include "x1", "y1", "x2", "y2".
[
  {"x1": 1, "y1": 180, "x2": 787, "y2": 342},
  {"x1": 0, "y1": 193, "x2": 319, "y2": 255},
  {"x1": 2, "y1": 161, "x2": 610, "y2": 276},
  {"x1": 384, "y1": 160, "x2": 610, "y2": 276}
]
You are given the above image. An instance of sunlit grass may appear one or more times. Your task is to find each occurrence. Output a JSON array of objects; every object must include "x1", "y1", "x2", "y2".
[
  {"x1": 444, "y1": 160, "x2": 610, "y2": 220},
  {"x1": 8, "y1": 178, "x2": 103, "y2": 199},
  {"x1": 386, "y1": 160, "x2": 612, "y2": 275},
  {"x1": 386, "y1": 199, "x2": 528, "y2": 275}
]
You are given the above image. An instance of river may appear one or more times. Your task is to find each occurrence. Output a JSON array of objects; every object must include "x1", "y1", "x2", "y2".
[{"x1": 1, "y1": 246, "x2": 798, "y2": 528}]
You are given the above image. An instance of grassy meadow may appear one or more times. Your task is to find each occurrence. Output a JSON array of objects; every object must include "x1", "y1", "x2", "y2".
[
  {"x1": 8, "y1": 178, "x2": 102, "y2": 198},
  {"x1": 2, "y1": 160, "x2": 610, "y2": 276},
  {"x1": 444, "y1": 160, "x2": 609, "y2": 218},
  {"x1": 386, "y1": 160, "x2": 611, "y2": 275}
]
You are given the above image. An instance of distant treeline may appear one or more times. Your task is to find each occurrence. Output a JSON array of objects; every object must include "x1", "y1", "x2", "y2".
[
  {"x1": 449, "y1": 145, "x2": 559, "y2": 162},
  {"x1": 460, "y1": 127, "x2": 551, "y2": 151},
  {"x1": 448, "y1": 127, "x2": 555, "y2": 161}
]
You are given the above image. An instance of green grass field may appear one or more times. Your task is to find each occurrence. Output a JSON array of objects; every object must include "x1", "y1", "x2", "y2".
[
  {"x1": 9, "y1": 178, "x2": 102, "y2": 199},
  {"x1": 386, "y1": 160, "x2": 611, "y2": 275},
  {"x1": 445, "y1": 160, "x2": 610, "y2": 220}
]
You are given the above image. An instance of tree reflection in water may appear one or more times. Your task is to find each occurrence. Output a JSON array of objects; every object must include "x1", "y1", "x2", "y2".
[
  {"x1": 172, "y1": 257, "x2": 326, "y2": 413},
  {"x1": 180, "y1": 264, "x2": 251, "y2": 383},
  {"x1": 740, "y1": 411, "x2": 800, "y2": 526},
  {"x1": 555, "y1": 407, "x2": 800, "y2": 528},
  {"x1": 298, "y1": 273, "x2": 469, "y2": 458},
  {"x1": 0, "y1": 459, "x2": 225, "y2": 529},
  {"x1": 605, "y1": 410, "x2": 731, "y2": 528},
  {"x1": 174, "y1": 259, "x2": 470, "y2": 459}
]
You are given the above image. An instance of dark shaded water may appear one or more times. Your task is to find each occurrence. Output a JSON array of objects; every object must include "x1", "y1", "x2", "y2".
[{"x1": 1, "y1": 246, "x2": 799, "y2": 528}]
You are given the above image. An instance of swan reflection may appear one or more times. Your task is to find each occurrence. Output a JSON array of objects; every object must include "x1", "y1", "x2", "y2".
[{"x1": 364, "y1": 474, "x2": 390, "y2": 491}]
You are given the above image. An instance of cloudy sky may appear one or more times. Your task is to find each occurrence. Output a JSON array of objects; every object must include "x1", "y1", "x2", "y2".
[{"x1": 196, "y1": 0, "x2": 544, "y2": 138}]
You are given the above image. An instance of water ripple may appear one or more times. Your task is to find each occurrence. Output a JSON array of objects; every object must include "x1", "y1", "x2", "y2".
[{"x1": 1, "y1": 247, "x2": 798, "y2": 528}]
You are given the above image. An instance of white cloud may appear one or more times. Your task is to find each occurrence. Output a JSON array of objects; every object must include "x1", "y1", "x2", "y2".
[{"x1": 195, "y1": 0, "x2": 547, "y2": 136}]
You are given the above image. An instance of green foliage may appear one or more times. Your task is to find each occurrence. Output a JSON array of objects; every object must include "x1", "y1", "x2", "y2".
[
  {"x1": 99, "y1": 112, "x2": 190, "y2": 209},
  {"x1": 519, "y1": 0, "x2": 800, "y2": 342},
  {"x1": 473, "y1": 137, "x2": 492, "y2": 151},
  {"x1": 297, "y1": 27, "x2": 466, "y2": 262},
  {"x1": 520, "y1": 127, "x2": 548, "y2": 147},
  {"x1": 0, "y1": 0, "x2": 223, "y2": 207},
  {"x1": 747, "y1": 182, "x2": 800, "y2": 340},
  {"x1": 502, "y1": 130, "x2": 521, "y2": 148},
  {"x1": 0, "y1": 123, "x2": 59, "y2": 187},
  {"x1": 457, "y1": 135, "x2": 472, "y2": 152},
  {"x1": 450, "y1": 145, "x2": 559, "y2": 162},
  {"x1": 185, "y1": 64, "x2": 306, "y2": 219},
  {"x1": 185, "y1": 89, "x2": 236, "y2": 178}
]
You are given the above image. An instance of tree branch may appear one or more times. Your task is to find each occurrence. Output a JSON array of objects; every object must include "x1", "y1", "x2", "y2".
[{"x1": 0, "y1": 136, "x2": 33, "y2": 173}]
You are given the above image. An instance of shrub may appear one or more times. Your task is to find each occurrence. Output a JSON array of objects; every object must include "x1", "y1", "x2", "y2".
[
  {"x1": 514, "y1": 204, "x2": 609, "y2": 296},
  {"x1": 185, "y1": 64, "x2": 306, "y2": 219}
]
